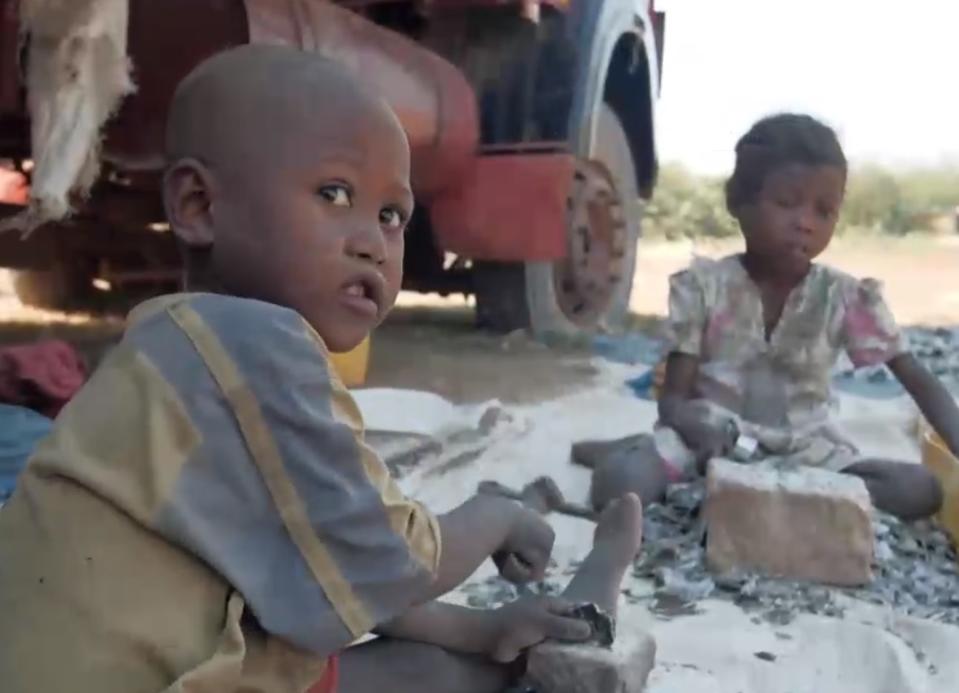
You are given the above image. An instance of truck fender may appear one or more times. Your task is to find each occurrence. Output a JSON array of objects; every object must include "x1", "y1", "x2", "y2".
[{"x1": 564, "y1": 0, "x2": 659, "y2": 197}]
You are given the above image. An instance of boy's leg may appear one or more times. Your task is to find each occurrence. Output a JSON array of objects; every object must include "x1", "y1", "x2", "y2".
[
  {"x1": 558, "y1": 493, "x2": 644, "y2": 615},
  {"x1": 338, "y1": 639, "x2": 509, "y2": 693},
  {"x1": 842, "y1": 459, "x2": 943, "y2": 521},
  {"x1": 338, "y1": 495, "x2": 644, "y2": 693}
]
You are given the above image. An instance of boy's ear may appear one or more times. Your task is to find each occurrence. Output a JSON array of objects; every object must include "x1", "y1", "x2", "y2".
[{"x1": 163, "y1": 159, "x2": 216, "y2": 249}]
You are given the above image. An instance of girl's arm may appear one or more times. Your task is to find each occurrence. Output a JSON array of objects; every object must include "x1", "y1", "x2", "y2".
[
  {"x1": 888, "y1": 353, "x2": 959, "y2": 457},
  {"x1": 659, "y1": 352, "x2": 737, "y2": 469}
]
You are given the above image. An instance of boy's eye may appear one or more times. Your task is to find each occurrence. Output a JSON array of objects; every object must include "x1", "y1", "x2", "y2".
[
  {"x1": 380, "y1": 207, "x2": 406, "y2": 231},
  {"x1": 318, "y1": 184, "x2": 352, "y2": 207}
]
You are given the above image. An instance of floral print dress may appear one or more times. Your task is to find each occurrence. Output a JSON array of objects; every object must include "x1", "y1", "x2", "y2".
[{"x1": 655, "y1": 255, "x2": 907, "y2": 476}]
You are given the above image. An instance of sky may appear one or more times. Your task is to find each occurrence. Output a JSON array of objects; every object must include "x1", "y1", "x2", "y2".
[{"x1": 654, "y1": 0, "x2": 959, "y2": 174}]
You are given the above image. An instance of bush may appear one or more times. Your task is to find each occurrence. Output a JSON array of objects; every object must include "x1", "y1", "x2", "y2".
[{"x1": 644, "y1": 164, "x2": 739, "y2": 240}]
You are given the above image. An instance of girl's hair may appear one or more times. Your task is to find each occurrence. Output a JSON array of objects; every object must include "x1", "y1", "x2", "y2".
[{"x1": 725, "y1": 113, "x2": 847, "y2": 215}]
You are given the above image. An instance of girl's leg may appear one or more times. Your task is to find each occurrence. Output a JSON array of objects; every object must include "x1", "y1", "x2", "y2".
[
  {"x1": 588, "y1": 435, "x2": 670, "y2": 510},
  {"x1": 571, "y1": 435, "x2": 650, "y2": 469},
  {"x1": 338, "y1": 495, "x2": 644, "y2": 693},
  {"x1": 842, "y1": 459, "x2": 943, "y2": 521}
]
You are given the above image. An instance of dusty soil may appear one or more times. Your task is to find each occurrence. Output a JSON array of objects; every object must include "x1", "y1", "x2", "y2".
[
  {"x1": 364, "y1": 303, "x2": 597, "y2": 403},
  {"x1": 631, "y1": 235, "x2": 959, "y2": 327},
  {"x1": 0, "y1": 272, "x2": 596, "y2": 404},
  {"x1": 2, "y1": 236, "x2": 959, "y2": 403}
]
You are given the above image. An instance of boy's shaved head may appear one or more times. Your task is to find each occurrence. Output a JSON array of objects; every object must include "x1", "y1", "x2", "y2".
[
  {"x1": 163, "y1": 45, "x2": 413, "y2": 352},
  {"x1": 166, "y1": 44, "x2": 395, "y2": 174}
]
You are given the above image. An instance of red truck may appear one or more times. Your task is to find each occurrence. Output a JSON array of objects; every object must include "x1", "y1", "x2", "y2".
[{"x1": 0, "y1": 0, "x2": 663, "y2": 336}]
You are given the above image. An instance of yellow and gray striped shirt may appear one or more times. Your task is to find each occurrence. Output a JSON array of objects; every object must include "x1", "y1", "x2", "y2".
[{"x1": 0, "y1": 293, "x2": 441, "y2": 692}]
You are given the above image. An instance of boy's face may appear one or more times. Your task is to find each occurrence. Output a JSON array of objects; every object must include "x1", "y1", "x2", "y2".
[
  {"x1": 205, "y1": 100, "x2": 412, "y2": 352},
  {"x1": 737, "y1": 163, "x2": 845, "y2": 280}
]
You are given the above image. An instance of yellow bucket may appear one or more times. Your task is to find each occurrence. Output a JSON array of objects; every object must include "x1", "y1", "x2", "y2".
[
  {"x1": 328, "y1": 336, "x2": 371, "y2": 388},
  {"x1": 919, "y1": 422, "x2": 959, "y2": 548}
]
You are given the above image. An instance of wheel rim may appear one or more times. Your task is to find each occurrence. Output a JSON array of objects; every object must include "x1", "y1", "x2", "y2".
[{"x1": 552, "y1": 157, "x2": 628, "y2": 327}]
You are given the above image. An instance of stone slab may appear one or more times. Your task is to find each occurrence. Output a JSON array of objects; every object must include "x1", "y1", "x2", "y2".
[{"x1": 705, "y1": 460, "x2": 874, "y2": 586}]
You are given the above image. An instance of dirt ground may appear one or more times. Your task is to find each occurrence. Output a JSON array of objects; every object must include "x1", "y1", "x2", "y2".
[
  {"x1": 2, "y1": 235, "x2": 959, "y2": 404},
  {"x1": 631, "y1": 235, "x2": 959, "y2": 328}
]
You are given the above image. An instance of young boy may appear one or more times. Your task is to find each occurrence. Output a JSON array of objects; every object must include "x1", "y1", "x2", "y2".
[{"x1": 0, "y1": 46, "x2": 643, "y2": 693}]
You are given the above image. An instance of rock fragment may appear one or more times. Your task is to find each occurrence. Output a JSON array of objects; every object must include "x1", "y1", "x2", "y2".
[{"x1": 524, "y1": 631, "x2": 657, "y2": 693}]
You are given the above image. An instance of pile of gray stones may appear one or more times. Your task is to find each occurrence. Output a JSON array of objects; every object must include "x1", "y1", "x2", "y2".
[
  {"x1": 633, "y1": 481, "x2": 959, "y2": 626},
  {"x1": 461, "y1": 326, "x2": 959, "y2": 625},
  {"x1": 461, "y1": 478, "x2": 959, "y2": 627}
]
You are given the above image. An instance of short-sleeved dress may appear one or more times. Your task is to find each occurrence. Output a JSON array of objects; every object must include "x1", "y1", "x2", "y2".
[
  {"x1": 0, "y1": 293, "x2": 441, "y2": 693},
  {"x1": 653, "y1": 255, "x2": 907, "y2": 477}
]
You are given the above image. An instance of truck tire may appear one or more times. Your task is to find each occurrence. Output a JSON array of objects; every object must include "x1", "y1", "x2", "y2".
[{"x1": 475, "y1": 102, "x2": 640, "y2": 336}]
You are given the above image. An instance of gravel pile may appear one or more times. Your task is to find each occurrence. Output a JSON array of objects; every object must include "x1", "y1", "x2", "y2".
[
  {"x1": 637, "y1": 481, "x2": 959, "y2": 625},
  {"x1": 461, "y1": 479, "x2": 959, "y2": 627}
]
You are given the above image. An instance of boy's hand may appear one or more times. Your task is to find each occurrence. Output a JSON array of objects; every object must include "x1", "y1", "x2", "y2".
[
  {"x1": 494, "y1": 505, "x2": 556, "y2": 584},
  {"x1": 487, "y1": 596, "x2": 592, "y2": 663}
]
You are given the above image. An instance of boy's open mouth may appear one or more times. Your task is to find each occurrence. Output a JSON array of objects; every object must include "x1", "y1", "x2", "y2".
[{"x1": 340, "y1": 271, "x2": 384, "y2": 319}]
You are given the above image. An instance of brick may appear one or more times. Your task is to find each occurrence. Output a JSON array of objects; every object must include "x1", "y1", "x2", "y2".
[
  {"x1": 524, "y1": 631, "x2": 657, "y2": 693},
  {"x1": 705, "y1": 460, "x2": 874, "y2": 586}
]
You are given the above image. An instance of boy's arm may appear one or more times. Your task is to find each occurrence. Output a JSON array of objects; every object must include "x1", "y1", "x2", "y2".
[
  {"x1": 375, "y1": 601, "x2": 500, "y2": 655},
  {"x1": 889, "y1": 353, "x2": 959, "y2": 456},
  {"x1": 375, "y1": 599, "x2": 591, "y2": 662},
  {"x1": 423, "y1": 495, "x2": 554, "y2": 602}
]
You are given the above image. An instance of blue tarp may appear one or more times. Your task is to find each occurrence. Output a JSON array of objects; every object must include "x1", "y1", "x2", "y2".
[
  {"x1": 592, "y1": 333, "x2": 663, "y2": 367},
  {"x1": 0, "y1": 404, "x2": 52, "y2": 501}
]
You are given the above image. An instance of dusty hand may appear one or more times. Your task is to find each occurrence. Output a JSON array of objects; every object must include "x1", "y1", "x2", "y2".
[
  {"x1": 487, "y1": 596, "x2": 592, "y2": 663},
  {"x1": 494, "y1": 505, "x2": 555, "y2": 584},
  {"x1": 677, "y1": 416, "x2": 738, "y2": 471}
]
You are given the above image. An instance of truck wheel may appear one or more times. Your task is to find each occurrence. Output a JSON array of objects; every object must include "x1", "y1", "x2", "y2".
[{"x1": 474, "y1": 103, "x2": 640, "y2": 336}]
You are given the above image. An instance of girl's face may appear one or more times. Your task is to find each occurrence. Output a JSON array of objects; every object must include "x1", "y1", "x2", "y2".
[{"x1": 737, "y1": 163, "x2": 845, "y2": 280}]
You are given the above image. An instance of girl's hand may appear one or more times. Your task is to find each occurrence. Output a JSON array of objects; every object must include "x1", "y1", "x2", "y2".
[
  {"x1": 659, "y1": 353, "x2": 738, "y2": 472},
  {"x1": 487, "y1": 596, "x2": 592, "y2": 663},
  {"x1": 676, "y1": 416, "x2": 738, "y2": 472}
]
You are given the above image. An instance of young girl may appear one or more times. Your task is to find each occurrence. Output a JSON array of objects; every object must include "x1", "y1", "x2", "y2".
[{"x1": 580, "y1": 113, "x2": 959, "y2": 521}]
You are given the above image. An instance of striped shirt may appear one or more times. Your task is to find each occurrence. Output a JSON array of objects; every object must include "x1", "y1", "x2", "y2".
[{"x1": 0, "y1": 293, "x2": 440, "y2": 692}]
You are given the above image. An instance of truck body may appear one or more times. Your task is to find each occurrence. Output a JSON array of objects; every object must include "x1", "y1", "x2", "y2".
[{"x1": 0, "y1": 0, "x2": 664, "y2": 336}]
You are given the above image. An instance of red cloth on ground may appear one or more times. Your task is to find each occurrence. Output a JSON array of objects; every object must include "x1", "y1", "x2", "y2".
[
  {"x1": 307, "y1": 655, "x2": 339, "y2": 693},
  {"x1": 0, "y1": 340, "x2": 86, "y2": 418}
]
